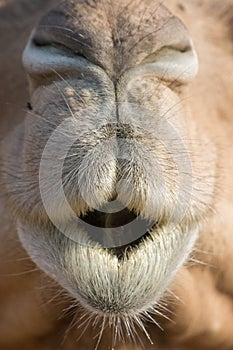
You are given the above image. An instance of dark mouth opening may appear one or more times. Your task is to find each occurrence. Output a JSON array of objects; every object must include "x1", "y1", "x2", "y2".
[
  {"x1": 80, "y1": 206, "x2": 138, "y2": 228},
  {"x1": 79, "y1": 204, "x2": 156, "y2": 259}
]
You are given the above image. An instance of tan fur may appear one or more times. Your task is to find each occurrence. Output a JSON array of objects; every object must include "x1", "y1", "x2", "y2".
[{"x1": 0, "y1": 1, "x2": 233, "y2": 349}]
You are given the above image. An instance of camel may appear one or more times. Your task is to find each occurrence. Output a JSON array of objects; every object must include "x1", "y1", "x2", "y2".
[{"x1": 0, "y1": 0, "x2": 233, "y2": 349}]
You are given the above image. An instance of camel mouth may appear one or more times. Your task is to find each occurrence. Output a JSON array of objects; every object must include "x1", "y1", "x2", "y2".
[{"x1": 78, "y1": 204, "x2": 156, "y2": 258}]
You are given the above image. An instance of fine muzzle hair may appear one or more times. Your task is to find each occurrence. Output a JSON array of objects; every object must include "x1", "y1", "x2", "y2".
[{"x1": 2, "y1": 0, "x2": 217, "y2": 347}]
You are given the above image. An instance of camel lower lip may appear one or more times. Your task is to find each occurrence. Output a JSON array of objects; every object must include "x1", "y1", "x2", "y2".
[{"x1": 18, "y1": 220, "x2": 199, "y2": 315}]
